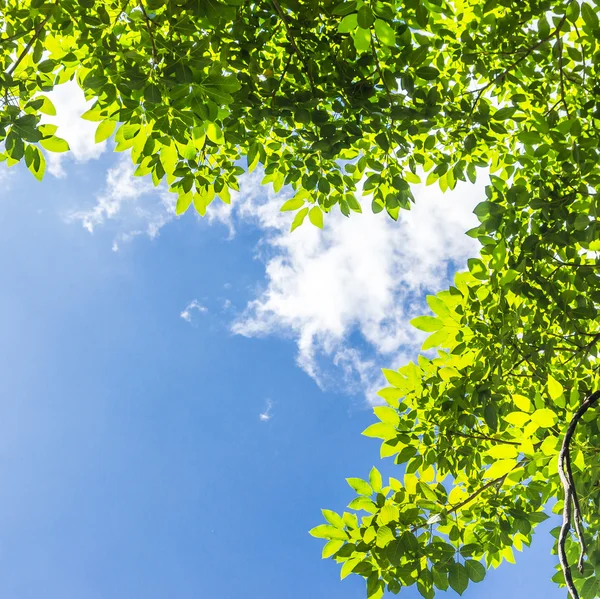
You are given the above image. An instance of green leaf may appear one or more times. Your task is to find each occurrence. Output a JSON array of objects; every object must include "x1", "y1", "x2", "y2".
[
  {"x1": 465, "y1": 560, "x2": 486, "y2": 583},
  {"x1": 369, "y1": 467, "x2": 383, "y2": 493},
  {"x1": 486, "y1": 445, "x2": 518, "y2": 460},
  {"x1": 415, "y1": 66, "x2": 440, "y2": 80},
  {"x1": 417, "y1": 481, "x2": 438, "y2": 503},
  {"x1": 322, "y1": 509, "x2": 344, "y2": 528},
  {"x1": 280, "y1": 197, "x2": 305, "y2": 211},
  {"x1": 39, "y1": 136, "x2": 70, "y2": 153},
  {"x1": 338, "y1": 12, "x2": 358, "y2": 32},
  {"x1": 36, "y1": 95, "x2": 56, "y2": 116},
  {"x1": 309, "y1": 206, "x2": 324, "y2": 228},
  {"x1": 382, "y1": 369, "x2": 406, "y2": 388},
  {"x1": 581, "y1": 2, "x2": 599, "y2": 29},
  {"x1": 346, "y1": 477, "x2": 373, "y2": 496},
  {"x1": 531, "y1": 408, "x2": 558, "y2": 428},
  {"x1": 547, "y1": 375, "x2": 564, "y2": 401},
  {"x1": 309, "y1": 524, "x2": 348, "y2": 540},
  {"x1": 490, "y1": 240, "x2": 506, "y2": 270},
  {"x1": 82, "y1": 71, "x2": 108, "y2": 89},
  {"x1": 512, "y1": 394, "x2": 533, "y2": 413},
  {"x1": 206, "y1": 122, "x2": 224, "y2": 145},
  {"x1": 291, "y1": 207, "x2": 309, "y2": 232},
  {"x1": 484, "y1": 459, "x2": 516, "y2": 479},
  {"x1": 25, "y1": 145, "x2": 45, "y2": 181},
  {"x1": 410, "y1": 316, "x2": 443, "y2": 332},
  {"x1": 537, "y1": 16, "x2": 550, "y2": 39},
  {"x1": 376, "y1": 525, "x2": 395, "y2": 547},
  {"x1": 332, "y1": 0, "x2": 357, "y2": 15},
  {"x1": 484, "y1": 403, "x2": 498, "y2": 432},
  {"x1": 176, "y1": 191, "x2": 193, "y2": 215},
  {"x1": 340, "y1": 557, "x2": 361, "y2": 579},
  {"x1": 357, "y1": 5, "x2": 374, "y2": 28},
  {"x1": 362, "y1": 422, "x2": 397, "y2": 440},
  {"x1": 144, "y1": 84, "x2": 162, "y2": 104},
  {"x1": 322, "y1": 539, "x2": 345, "y2": 558},
  {"x1": 374, "y1": 19, "x2": 395, "y2": 45},
  {"x1": 386, "y1": 540, "x2": 404, "y2": 565},
  {"x1": 567, "y1": 0, "x2": 580, "y2": 23},
  {"x1": 352, "y1": 27, "x2": 371, "y2": 52},
  {"x1": 448, "y1": 563, "x2": 469, "y2": 595},
  {"x1": 95, "y1": 120, "x2": 117, "y2": 143}
]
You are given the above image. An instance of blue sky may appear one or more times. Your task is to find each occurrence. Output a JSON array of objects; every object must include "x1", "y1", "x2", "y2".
[{"x1": 0, "y1": 85, "x2": 565, "y2": 598}]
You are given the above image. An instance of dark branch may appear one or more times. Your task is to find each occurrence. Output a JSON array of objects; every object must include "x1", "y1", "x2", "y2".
[
  {"x1": 139, "y1": 0, "x2": 158, "y2": 67},
  {"x1": 558, "y1": 390, "x2": 600, "y2": 599},
  {"x1": 469, "y1": 13, "x2": 568, "y2": 116},
  {"x1": 556, "y1": 31, "x2": 570, "y2": 117},
  {"x1": 371, "y1": 34, "x2": 393, "y2": 107},
  {"x1": 271, "y1": 52, "x2": 293, "y2": 107},
  {"x1": 448, "y1": 429, "x2": 520, "y2": 446},
  {"x1": 270, "y1": 0, "x2": 315, "y2": 92},
  {"x1": 6, "y1": 5, "x2": 56, "y2": 76}
]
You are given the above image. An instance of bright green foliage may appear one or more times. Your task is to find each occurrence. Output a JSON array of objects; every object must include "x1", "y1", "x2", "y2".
[
  {"x1": 2, "y1": 0, "x2": 600, "y2": 596},
  {"x1": 1, "y1": 0, "x2": 592, "y2": 226}
]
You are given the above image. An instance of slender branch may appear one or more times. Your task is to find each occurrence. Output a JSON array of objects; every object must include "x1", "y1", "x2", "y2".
[
  {"x1": 370, "y1": 34, "x2": 393, "y2": 106},
  {"x1": 112, "y1": 0, "x2": 131, "y2": 27},
  {"x1": 271, "y1": 52, "x2": 293, "y2": 107},
  {"x1": 469, "y1": 13, "x2": 568, "y2": 116},
  {"x1": 448, "y1": 461, "x2": 526, "y2": 515},
  {"x1": 270, "y1": 0, "x2": 315, "y2": 92},
  {"x1": 552, "y1": 259, "x2": 600, "y2": 269},
  {"x1": 448, "y1": 429, "x2": 520, "y2": 446},
  {"x1": 6, "y1": 4, "x2": 57, "y2": 76},
  {"x1": 139, "y1": 0, "x2": 158, "y2": 67},
  {"x1": 557, "y1": 390, "x2": 600, "y2": 599},
  {"x1": 574, "y1": 23, "x2": 586, "y2": 86},
  {"x1": 556, "y1": 31, "x2": 570, "y2": 117},
  {"x1": 545, "y1": 97, "x2": 562, "y2": 116},
  {"x1": 0, "y1": 27, "x2": 35, "y2": 45}
]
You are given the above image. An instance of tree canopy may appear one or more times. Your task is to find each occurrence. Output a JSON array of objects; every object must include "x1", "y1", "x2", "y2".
[{"x1": 2, "y1": 0, "x2": 600, "y2": 597}]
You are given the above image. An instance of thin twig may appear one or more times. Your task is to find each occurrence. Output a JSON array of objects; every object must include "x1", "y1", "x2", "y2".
[
  {"x1": 6, "y1": 2, "x2": 57, "y2": 76},
  {"x1": 448, "y1": 429, "x2": 520, "y2": 446},
  {"x1": 469, "y1": 13, "x2": 568, "y2": 116},
  {"x1": 557, "y1": 390, "x2": 600, "y2": 599},
  {"x1": 573, "y1": 23, "x2": 586, "y2": 86},
  {"x1": 271, "y1": 52, "x2": 293, "y2": 107},
  {"x1": 449, "y1": 463, "x2": 523, "y2": 515},
  {"x1": 270, "y1": 0, "x2": 315, "y2": 92},
  {"x1": 410, "y1": 459, "x2": 527, "y2": 535},
  {"x1": 556, "y1": 31, "x2": 570, "y2": 117},
  {"x1": 139, "y1": 0, "x2": 158, "y2": 67},
  {"x1": 370, "y1": 33, "x2": 392, "y2": 106},
  {"x1": 0, "y1": 27, "x2": 34, "y2": 45}
]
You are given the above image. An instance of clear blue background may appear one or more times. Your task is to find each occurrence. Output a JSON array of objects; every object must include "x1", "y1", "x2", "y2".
[{"x1": 0, "y1": 160, "x2": 564, "y2": 598}]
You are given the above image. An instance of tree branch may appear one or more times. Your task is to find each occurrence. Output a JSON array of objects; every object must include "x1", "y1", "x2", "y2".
[
  {"x1": 139, "y1": 0, "x2": 158, "y2": 68},
  {"x1": 469, "y1": 13, "x2": 568, "y2": 116},
  {"x1": 371, "y1": 34, "x2": 392, "y2": 106},
  {"x1": 270, "y1": 0, "x2": 315, "y2": 92},
  {"x1": 556, "y1": 31, "x2": 570, "y2": 117},
  {"x1": 447, "y1": 429, "x2": 520, "y2": 446},
  {"x1": 557, "y1": 390, "x2": 600, "y2": 599},
  {"x1": 6, "y1": 4, "x2": 57, "y2": 77},
  {"x1": 271, "y1": 52, "x2": 293, "y2": 107},
  {"x1": 448, "y1": 459, "x2": 527, "y2": 515}
]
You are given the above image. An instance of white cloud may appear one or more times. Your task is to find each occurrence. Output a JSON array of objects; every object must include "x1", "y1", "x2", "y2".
[
  {"x1": 41, "y1": 81, "x2": 107, "y2": 177},
  {"x1": 65, "y1": 154, "x2": 177, "y2": 247},
  {"x1": 220, "y1": 173, "x2": 486, "y2": 401},
  {"x1": 180, "y1": 299, "x2": 208, "y2": 323},
  {"x1": 259, "y1": 399, "x2": 274, "y2": 422}
]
